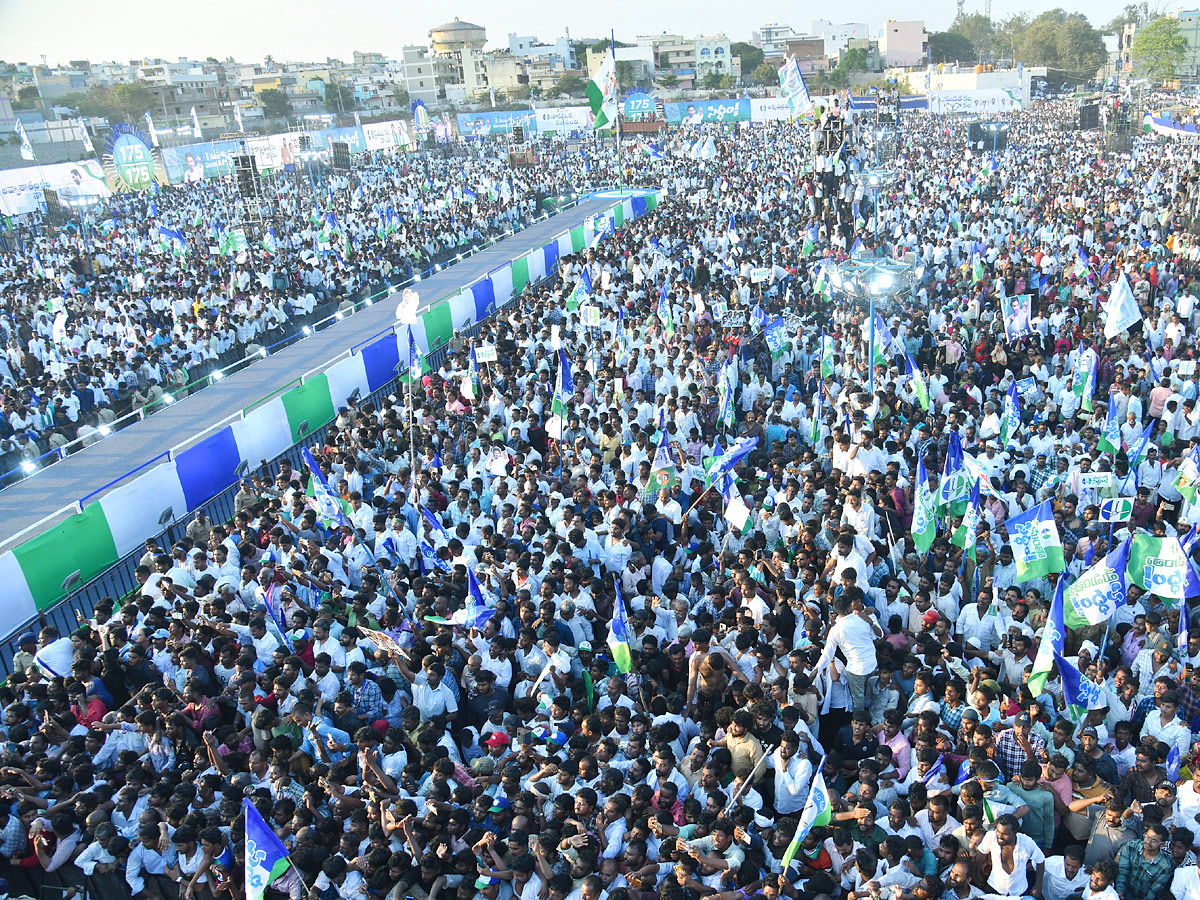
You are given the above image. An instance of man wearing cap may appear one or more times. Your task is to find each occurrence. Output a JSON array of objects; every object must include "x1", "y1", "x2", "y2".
[
  {"x1": 993, "y1": 713, "x2": 1047, "y2": 782},
  {"x1": 11, "y1": 632, "x2": 37, "y2": 677},
  {"x1": 468, "y1": 671, "x2": 510, "y2": 730}
]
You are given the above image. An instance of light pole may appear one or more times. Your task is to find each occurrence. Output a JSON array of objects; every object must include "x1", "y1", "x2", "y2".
[
  {"x1": 983, "y1": 121, "x2": 1008, "y2": 173},
  {"x1": 827, "y1": 254, "x2": 921, "y2": 397}
]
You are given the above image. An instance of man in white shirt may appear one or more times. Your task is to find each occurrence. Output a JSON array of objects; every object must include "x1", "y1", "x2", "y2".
[
  {"x1": 979, "y1": 815, "x2": 1045, "y2": 898},
  {"x1": 1043, "y1": 848, "x2": 1089, "y2": 900},
  {"x1": 815, "y1": 594, "x2": 884, "y2": 712}
]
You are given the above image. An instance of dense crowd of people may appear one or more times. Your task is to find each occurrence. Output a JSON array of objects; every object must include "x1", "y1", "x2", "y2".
[
  {"x1": 5, "y1": 88, "x2": 1200, "y2": 900},
  {"x1": 0, "y1": 143, "x2": 624, "y2": 478}
]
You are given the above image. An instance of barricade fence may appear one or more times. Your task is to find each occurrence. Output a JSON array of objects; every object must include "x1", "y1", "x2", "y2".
[{"x1": 0, "y1": 189, "x2": 663, "y2": 673}]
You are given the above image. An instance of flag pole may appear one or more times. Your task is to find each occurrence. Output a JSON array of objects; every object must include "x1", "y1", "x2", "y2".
[{"x1": 611, "y1": 30, "x2": 624, "y2": 193}]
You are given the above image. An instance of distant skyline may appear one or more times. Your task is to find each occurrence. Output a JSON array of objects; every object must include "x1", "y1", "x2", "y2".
[{"x1": 2, "y1": 0, "x2": 1135, "y2": 67}]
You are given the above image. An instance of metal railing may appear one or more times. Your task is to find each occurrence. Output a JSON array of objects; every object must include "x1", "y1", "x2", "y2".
[
  {"x1": 0, "y1": 262, "x2": 564, "y2": 678},
  {"x1": 0, "y1": 195, "x2": 583, "y2": 492}
]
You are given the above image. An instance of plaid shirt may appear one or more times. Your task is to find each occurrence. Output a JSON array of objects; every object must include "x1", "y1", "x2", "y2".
[
  {"x1": 351, "y1": 677, "x2": 383, "y2": 721},
  {"x1": 0, "y1": 813, "x2": 25, "y2": 857},
  {"x1": 940, "y1": 699, "x2": 967, "y2": 733},
  {"x1": 1181, "y1": 684, "x2": 1200, "y2": 731},
  {"x1": 1115, "y1": 840, "x2": 1172, "y2": 900},
  {"x1": 1029, "y1": 462, "x2": 1057, "y2": 493},
  {"x1": 993, "y1": 729, "x2": 1046, "y2": 781}
]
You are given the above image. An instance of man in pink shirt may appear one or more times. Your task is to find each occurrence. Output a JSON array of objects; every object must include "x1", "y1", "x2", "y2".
[
  {"x1": 875, "y1": 708, "x2": 912, "y2": 780},
  {"x1": 1148, "y1": 377, "x2": 1173, "y2": 419}
]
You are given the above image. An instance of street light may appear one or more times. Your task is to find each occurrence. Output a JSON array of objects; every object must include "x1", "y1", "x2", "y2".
[
  {"x1": 850, "y1": 166, "x2": 900, "y2": 235},
  {"x1": 982, "y1": 121, "x2": 1009, "y2": 172},
  {"x1": 827, "y1": 253, "x2": 921, "y2": 397}
]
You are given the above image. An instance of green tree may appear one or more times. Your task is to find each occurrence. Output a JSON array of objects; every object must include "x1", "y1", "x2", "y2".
[
  {"x1": 592, "y1": 38, "x2": 632, "y2": 53},
  {"x1": 56, "y1": 91, "x2": 88, "y2": 110},
  {"x1": 949, "y1": 13, "x2": 996, "y2": 60},
  {"x1": 1017, "y1": 9, "x2": 1108, "y2": 71},
  {"x1": 702, "y1": 70, "x2": 725, "y2": 89},
  {"x1": 11, "y1": 85, "x2": 39, "y2": 110},
  {"x1": 1132, "y1": 15, "x2": 1188, "y2": 79},
  {"x1": 552, "y1": 74, "x2": 586, "y2": 97},
  {"x1": 1056, "y1": 13, "x2": 1109, "y2": 71},
  {"x1": 992, "y1": 13, "x2": 1030, "y2": 62},
  {"x1": 259, "y1": 88, "x2": 292, "y2": 119},
  {"x1": 928, "y1": 31, "x2": 978, "y2": 63},
  {"x1": 391, "y1": 85, "x2": 409, "y2": 109},
  {"x1": 77, "y1": 82, "x2": 153, "y2": 123},
  {"x1": 324, "y1": 80, "x2": 355, "y2": 114},
  {"x1": 1107, "y1": 2, "x2": 1161, "y2": 32},
  {"x1": 1020, "y1": 14, "x2": 1063, "y2": 64},
  {"x1": 655, "y1": 72, "x2": 679, "y2": 89},
  {"x1": 751, "y1": 61, "x2": 780, "y2": 85},
  {"x1": 827, "y1": 49, "x2": 868, "y2": 88},
  {"x1": 731, "y1": 41, "x2": 765, "y2": 74}
]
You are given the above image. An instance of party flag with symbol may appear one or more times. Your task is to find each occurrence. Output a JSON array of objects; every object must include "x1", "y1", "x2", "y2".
[
  {"x1": 764, "y1": 318, "x2": 788, "y2": 359},
  {"x1": 780, "y1": 757, "x2": 831, "y2": 871},
  {"x1": 1000, "y1": 383, "x2": 1021, "y2": 449},
  {"x1": 809, "y1": 384, "x2": 822, "y2": 448},
  {"x1": 407, "y1": 325, "x2": 423, "y2": 378},
  {"x1": 1028, "y1": 574, "x2": 1067, "y2": 696},
  {"x1": 1071, "y1": 345, "x2": 1098, "y2": 413},
  {"x1": 1175, "y1": 444, "x2": 1200, "y2": 504},
  {"x1": 566, "y1": 266, "x2": 592, "y2": 312},
  {"x1": 1179, "y1": 600, "x2": 1190, "y2": 655},
  {"x1": 703, "y1": 437, "x2": 758, "y2": 491},
  {"x1": 551, "y1": 348, "x2": 575, "y2": 419},
  {"x1": 1063, "y1": 534, "x2": 1132, "y2": 628},
  {"x1": 905, "y1": 354, "x2": 929, "y2": 411},
  {"x1": 586, "y1": 44, "x2": 619, "y2": 130},
  {"x1": 820, "y1": 333, "x2": 835, "y2": 378},
  {"x1": 244, "y1": 798, "x2": 291, "y2": 900},
  {"x1": 644, "y1": 435, "x2": 678, "y2": 500},
  {"x1": 938, "y1": 432, "x2": 968, "y2": 515},
  {"x1": 422, "y1": 506, "x2": 448, "y2": 541},
  {"x1": 658, "y1": 281, "x2": 674, "y2": 337},
  {"x1": 951, "y1": 478, "x2": 983, "y2": 560},
  {"x1": 912, "y1": 458, "x2": 939, "y2": 555},
  {"x1": 1126, "y1": 534, "x2": 1194, "y2": 605},
  {"x1": 76, "y1": 118, "x2": 94, "y2": 152},
  {"x1": 302, "y1": 448, "x2": 352, "y2": 528},
  {"x1": 1053, "y1": 651, "x2": 1106, "y2": 721},
  {"x1": 468, "y1": 342, "x2": 481, "y2": 397},
  {"x1": 1002, "y1": 499, "x2": 1065, "y2": 583},
  {"x1": 453, "y1": 569, "x2": 493, "y2": 629},
  {"x1": 608, "y1": 584, "x2": 633, "y2": 673},
  {"x1": 1098, "y1": 395, "x2": 1122, "y2": 455}
]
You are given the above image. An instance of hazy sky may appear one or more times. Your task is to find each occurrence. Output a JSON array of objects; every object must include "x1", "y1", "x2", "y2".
[{"x1": 1, "y1": 0, "x2": 1134, "y2": 67}]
